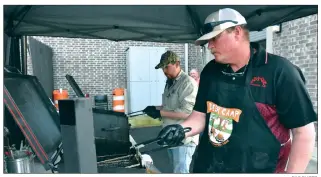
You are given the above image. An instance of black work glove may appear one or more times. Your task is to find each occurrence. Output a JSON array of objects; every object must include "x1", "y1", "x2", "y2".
[
  {"x1": 157, "y1": 124, "x2": 185, "y2": 147},
  {"x1": 143, "y1": 106, "x2": 156, "y2": 112},
  {"x1": 143, "y1": 106, "x2": 161, "y2": 119}
]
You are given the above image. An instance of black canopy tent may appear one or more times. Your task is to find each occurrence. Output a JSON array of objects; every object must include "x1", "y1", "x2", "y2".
[
  {"x1": 4, "y1": 5, "x2": 318, "y2": 42},
  {"x1": 3, "y1": 5, "x2": 318, "y2": 72}
]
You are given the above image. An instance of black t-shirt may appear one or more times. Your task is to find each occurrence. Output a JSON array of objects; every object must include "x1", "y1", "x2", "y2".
[{"x1": 194, "y1": 42, "x2": 317, "y2": 129}]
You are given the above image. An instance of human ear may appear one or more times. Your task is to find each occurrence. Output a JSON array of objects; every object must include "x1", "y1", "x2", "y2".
[{"x1": 234, "y1": 26, "x2": 243, "y2": 41}]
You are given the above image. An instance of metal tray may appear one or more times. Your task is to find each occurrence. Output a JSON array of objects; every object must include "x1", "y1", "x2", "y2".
[{"x1": 3, "y1": 72, "x2": 62, "y2": 170}]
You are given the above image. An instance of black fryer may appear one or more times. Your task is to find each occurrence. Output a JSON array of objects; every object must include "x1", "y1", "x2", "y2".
[{"x1": 65, "y1": 74, "x2": 142, "y2": 168}]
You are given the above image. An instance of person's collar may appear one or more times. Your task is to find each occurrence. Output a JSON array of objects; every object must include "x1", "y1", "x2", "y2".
[{"x1": 174, "y1": 69, "x2": 184, "y2": 81}]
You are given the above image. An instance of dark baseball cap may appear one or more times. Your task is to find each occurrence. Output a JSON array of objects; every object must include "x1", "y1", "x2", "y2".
[{"x1": 155, "y1": 51, "x2": 180, "y2": 69}]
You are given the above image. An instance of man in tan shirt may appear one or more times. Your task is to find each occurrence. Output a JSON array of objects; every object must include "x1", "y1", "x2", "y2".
[{"x1": 143, "y1": 50, "x2": 199, "y2": 173}]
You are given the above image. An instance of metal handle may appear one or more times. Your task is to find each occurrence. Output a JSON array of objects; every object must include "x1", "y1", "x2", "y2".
[
  {"x1": 134, "y1": 137, "x2": 161, "y2": 149},
  {"x1": 141, "y1": 146, "x2": 168, "y2": 154},
  {"x1": 127, "y1": 110, "x2": 145, "y2": 117},
  {"x1": 127, "y1": 113, "x2": 145, "y2": 118},
  {"x1": 139, "y1": 127, "x2": 192, "y2": 154},
  {"x1": 183, "y1": 127, "x2": 191, "y2": 133},
  {"x1": 133, "y1": 127, "x2": 192, "y2": 149},
  {"x1": 127, "y1": 110, "x2": 143, "y2": 115}
]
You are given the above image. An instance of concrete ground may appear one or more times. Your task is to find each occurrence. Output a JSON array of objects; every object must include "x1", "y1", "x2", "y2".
[{"x1": 305, "y1": 146, "x2": 318, "y2": 173}]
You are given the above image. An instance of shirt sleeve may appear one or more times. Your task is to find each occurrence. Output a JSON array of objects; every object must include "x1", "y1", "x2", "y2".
[
  {"x1": 174, "y1": 79, "x2": 198, "y2": 114},
  {"x1": 276, "y1": 61, "x2": 317, "y2": 129}
]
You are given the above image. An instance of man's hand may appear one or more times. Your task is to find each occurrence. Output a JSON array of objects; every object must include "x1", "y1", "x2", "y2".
[
  {"x1": 143, "y1": 106, "x2": 161, "y2": 119},
  {"x1": 157, "y1": 124, "x2": 186, "y2": 146}
]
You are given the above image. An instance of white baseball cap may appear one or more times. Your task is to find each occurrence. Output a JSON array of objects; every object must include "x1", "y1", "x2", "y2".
[{"x1": 195, "y1": 8, "x2": 247, "y2": 46}]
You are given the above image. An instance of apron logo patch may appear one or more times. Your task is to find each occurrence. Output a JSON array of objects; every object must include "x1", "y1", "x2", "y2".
[
  {"x1": 250, "y1": 76, "x2": 267, "y2": 87},
  {"x1": 207, "y1": 101, "x2": 242, "y2": 147}
]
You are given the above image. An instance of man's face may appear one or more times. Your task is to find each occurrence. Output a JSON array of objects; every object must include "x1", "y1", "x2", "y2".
[
  {"x1": 207, "y1": 27, "x2": 242, "y2": 64},
  {"x1": 190, "y1": 70, "x2": 199, "y2": 80},
  {"x1": 162, "y1": 62, "x2": 179, "y2": 79}
]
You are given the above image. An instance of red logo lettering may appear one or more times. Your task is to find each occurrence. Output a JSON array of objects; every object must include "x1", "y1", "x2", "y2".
[{"x1": 250, "y1": 76, "x2": 267, "y2": 87}]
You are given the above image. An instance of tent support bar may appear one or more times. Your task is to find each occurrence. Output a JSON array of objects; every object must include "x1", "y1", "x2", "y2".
[
  {"x1": 11, "y1": 6, "x2": 33, "y2": 33},
  {"x1": 12, "y1": 19, "x2": 114, "y2": 40},
  {"x1": 118, "y1": 26, "x2": 162, "y2": 38},
  {"x1": 245, "y1": 5, "x2": 316, "y2": 21},
  {"x1": 5, "y1": 6, "x2": 33, "y2": 34},
  {"x1": 260, "y1": 6, "x2": 303, "y2": 30},
  {"x1": 245, "y1": 5, "x2": 301, "y2": 20},
  {"x1": 23, "y1": 25, "x2": 194, "y2": 35},
  {"x1": 186, "y1": 5, "x2": 203, "y2": 36}
]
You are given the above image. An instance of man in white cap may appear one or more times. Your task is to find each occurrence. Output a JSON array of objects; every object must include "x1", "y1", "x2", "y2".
[{"x1": 156, "y1": 8, "x2": 316, "y2": 173}]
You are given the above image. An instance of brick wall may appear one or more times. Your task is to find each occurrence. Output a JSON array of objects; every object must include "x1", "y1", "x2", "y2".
[
  {"x1": 272, "y1": 14, "x2": 318, "y2": 112},
  {"x1": 27, "y1": 37, "x2": 203, "y2": 108},
  {"x1": 188, "y1": 44, "x2": 204, "y2": 73},
  {"x1": 27, "y1": 15, "x2": 317, "y2": 112}
]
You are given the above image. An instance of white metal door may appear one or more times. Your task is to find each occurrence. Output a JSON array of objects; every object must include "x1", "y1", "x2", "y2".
[
  {"x1": 127, "y1": 47, "x2": 150, "y2": 82},
  {"x1": 126, "y1": 47, "x2": 167, "y2": 112},
  {"x1": 127, "y1": 81, "x2": 150, "y2": 113},
  {"x1": 149, "y1": 48, "x2": 166, "y2": 106}
]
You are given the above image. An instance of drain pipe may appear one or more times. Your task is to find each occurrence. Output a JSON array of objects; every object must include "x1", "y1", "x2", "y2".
[
  {"x1": 184, "y1": 43, "x2": 188, "y2": 72},
  {"x1": 266, "y1": 25, "x2": 280, "y2": 54}
]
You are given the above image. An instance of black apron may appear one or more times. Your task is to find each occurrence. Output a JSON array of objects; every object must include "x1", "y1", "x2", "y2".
[{"x1": 192, "y1": 53, "x2": 281, "y2": 173}]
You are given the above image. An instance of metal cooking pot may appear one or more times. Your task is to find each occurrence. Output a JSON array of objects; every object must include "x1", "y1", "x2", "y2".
[{"x1": 5, "y1": 150, "x2": 35, "y2": 173}]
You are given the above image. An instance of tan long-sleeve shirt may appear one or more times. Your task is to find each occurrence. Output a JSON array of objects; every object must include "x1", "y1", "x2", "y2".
[{"x1": 162, "y1": 70, "x2": 199, "y2": 145}]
